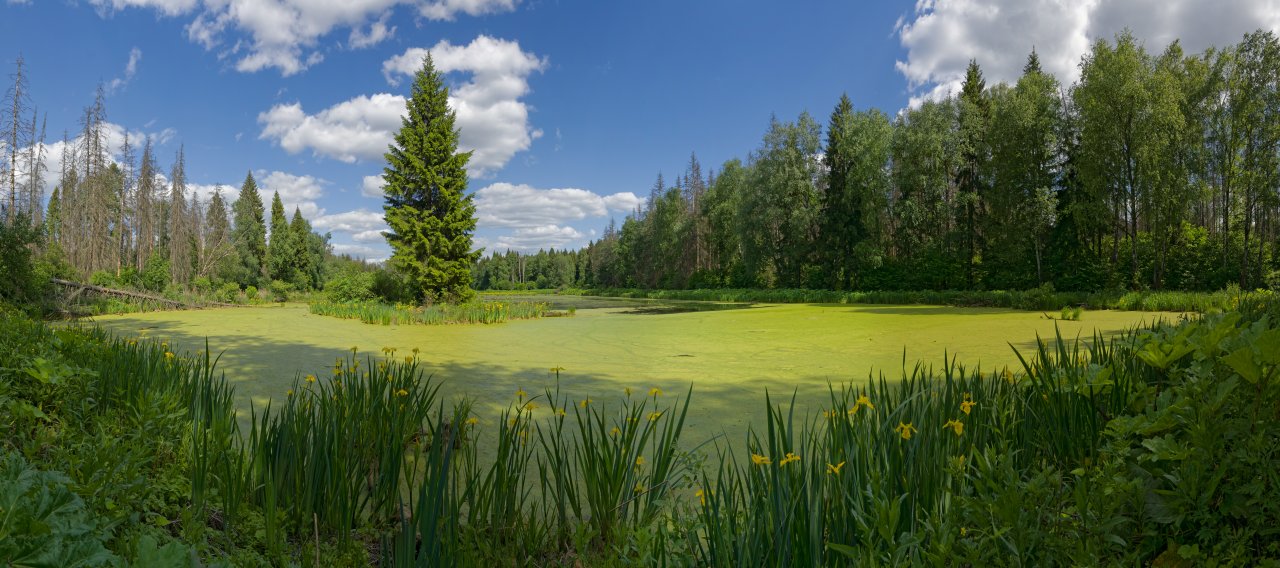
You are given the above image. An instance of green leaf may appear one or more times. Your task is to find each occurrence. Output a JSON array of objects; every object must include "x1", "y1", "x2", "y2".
[
  {"x1": 1256, "y1": 329, "x2": 1280, "y2": 365},
  {"x1": 826, "y1": 542, "x2": 860, "y2": 559},
  {"x1": 1222, "y1": 347, "x2": 1261, "y2": 384}
]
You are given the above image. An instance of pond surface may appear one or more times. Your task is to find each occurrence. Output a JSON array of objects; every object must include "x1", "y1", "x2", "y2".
[{"x1": 89, "y1": 299, "x2": 1176, "y2": 446}]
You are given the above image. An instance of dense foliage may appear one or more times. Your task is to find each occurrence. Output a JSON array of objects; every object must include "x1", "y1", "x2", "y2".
[{"x1": 558, "y1": 32, "x2": 1280, "y2": 294}]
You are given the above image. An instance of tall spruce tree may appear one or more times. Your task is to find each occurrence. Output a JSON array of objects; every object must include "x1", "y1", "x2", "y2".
[
  {"x1": 382, "y1": 55, "x2": 480, "y2": 304},
  {"x1": 230, "y1": 171, "x2": 266, "y2": 287},
  {"x1": 267, "y1": 190, "x2": 291, "y2": 282}
]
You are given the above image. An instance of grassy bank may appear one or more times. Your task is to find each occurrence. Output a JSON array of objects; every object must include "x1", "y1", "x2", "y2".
[
  {"x1": 308, "y1": 299, "x2": 551, "y2": 325},
  {"x1": 3, "y1": 296, "x2": 1278, "y2": 565},
  {"x1": 584, "y1": 286, "x2": 1264, "y2": 313}
]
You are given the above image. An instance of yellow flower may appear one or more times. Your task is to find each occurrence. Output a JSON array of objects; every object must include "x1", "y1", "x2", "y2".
[
  {"x1": 516, "y1": 388, "x2": 527, "y2": 400},
  {"x1": 524, "y1": 401, "x2": 539, "y2": 412},
  {"x1": 397, "y1": 389, "x2": 409, "y2": 397},
  {"x1": 556, "y1": 408, "x2": 567, "y2": 417},
  {"x1": 624, "y1": 387, "x2": 632, "y2": 397},
  {"x1": 305, "y1": 374, "x2": 317, "y2": 383},
  {"x1": 822, "y1": 409, "x2": 838, "y2": 419},
  {"x1": 466, "y1": 417, "x2": 479, "y2": 426},
  {"x1": 287, "y1": 389, "x2": 294, "y2": 396},
  {"x1": 412, "y1": 347, "x2": 420, "y2": 355},
  {"x1": 378, "y1": 362, "x2": 387, "y2": 371},
  {"x1": 895, "y1": 422, "x2": 918, "y2": 441},
  {"x1": 580, "y1": 398, "x2": 591, "y2": 408},
  {"x1": 961, "y1": 400, "x2": 976, "y2": 416},
  {"x1": 509, "y1": 417, "x2": 518, "y2": 428},
  {"x1": 751, "y1": 453, "x2": 772, "y2": 466},
  {"x1": 1002, "y1": 367, "x2": 1014, "y2": 383},
  {"x1": 333, "y1": 367, "x2": 342, "y2": 376},
  {"x1": 164, "y1": 352, "x2": 175, "y2": 360},
  {"x1": 943, "y1": 419, "x2": 964, "y2": 436},
  {"x1": 695, "y1": 488, "x2": 706, "y2": 506},
  {"x1": 550, "y1": 366, "x2": 566, "y2": 373},
  {"x1": 849, "y1": 394, "x2": 874, "y2": 415},
  {"x1": 827, "y1": 461, "x2": 846, "y2": 475},
  {"x1": 648, "y1": 411, "x2": 663, "y2": 422},
  {"x1": 960, "y1": 527, "x2": 968, "y2": 537},
  {"x1": 779, "y1": 452, "x2": 800, "y2": 467},
  {"x1": 635, "y1": 456, "x2": 645, "y2": 466},
  {"x1": 610, "y1": 427, "x2": 621, "y2": 437},
  {"x1": 634, "y1": 482, "x2": 645, "y2": 494},
  {"x1": 649, "y1": 387, "x2": 662, "y2": 397}
]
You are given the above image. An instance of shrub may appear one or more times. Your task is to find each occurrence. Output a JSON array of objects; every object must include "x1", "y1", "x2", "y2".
[
  {"x1": 324, "y1": 269, "x2": 376, "y2": 303},
  {"x1": 89, "y1": 270, "x2": 117, "y2": 288},
  {"x1": 191, "y1": 276, "x2": 213, "y2": 295},
  {"x1": 268, "y1": 279, "x2": 292, "y2": 302},
  {"x1": 0, "y1": 213, "x2": 44, "y2": 307},
  {"x1": 139, "y1": 251, "x2": 170, "y2": 293},
  {"x1": 216, "y1": 282, "x2": 240, "y2": 303},
  {"x1": 245, "y1": 285, "x2": 258, "y2": 300}
]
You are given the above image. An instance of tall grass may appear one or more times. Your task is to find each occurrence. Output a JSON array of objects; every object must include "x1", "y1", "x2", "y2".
[{"x1": 309, "y1": 300, "x2": 549, "y2": 325}]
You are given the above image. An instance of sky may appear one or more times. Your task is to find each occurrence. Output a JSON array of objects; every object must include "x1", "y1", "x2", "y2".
[{"x1": 1, "y1": 0, "x2": 1277, "y2": 260}]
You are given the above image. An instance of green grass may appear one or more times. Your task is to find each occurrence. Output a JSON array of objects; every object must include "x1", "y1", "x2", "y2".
[{"x1": 308, "y1": 299, "x2": 550, "y2": 325}]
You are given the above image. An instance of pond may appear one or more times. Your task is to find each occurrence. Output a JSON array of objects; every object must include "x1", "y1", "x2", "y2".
[{"x1": 89, "y1": 298, "x2": 1177, "y2": 446}]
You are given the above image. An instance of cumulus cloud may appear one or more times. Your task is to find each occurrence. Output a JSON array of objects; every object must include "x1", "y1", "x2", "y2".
[
  {"x1": 313, "y1": 208, "x2": 387, "y2": 235},
  {"x1": 86, "y1": 0, "x2": 520, "y2": 76},
  {"x1": 473, "y1": 182, "x2": 637, "y2": 251},
  {"x1": 361, "y1": 174, "x2": 386, "y2": 198},
  {"x1": 330, "y1": 243, "x2": 386, "y2": 260},
  {"x1": 257, "y1": 94, "x2": 404, "y2": 163},
  {"x1": 896, "y1": 0, "x2": 1280, "y2": 106},
  {"x1": 258, "y1": 170, "x2": 327, "y2": 218},
  {"x1": 260, "y1": 36, "x2": 545, "y2": 177},
  {"x1": 106, "y1": 47, "x2": 142, "y2": 94}
]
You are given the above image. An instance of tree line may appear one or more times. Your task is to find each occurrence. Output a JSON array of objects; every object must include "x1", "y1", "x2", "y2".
[
  {"x1": 562, "y1": 30, "x2": 1280, "y2": 293},
  {"x1": 0, "y1": 58, "x2": 334, "y2": 296}
]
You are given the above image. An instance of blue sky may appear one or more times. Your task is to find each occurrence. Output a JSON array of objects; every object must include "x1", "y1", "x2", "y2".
[{"x1": 1, "y1": 0, "x2": 1276, "y2": 259}]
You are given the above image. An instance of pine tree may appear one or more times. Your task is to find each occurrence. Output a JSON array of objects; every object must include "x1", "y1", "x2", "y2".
[
  {"x1": 267, "y1": 190, "x2": 291, "y2": 282},
  {"x1": 382, "y1": 55, "x2": 480, "y2": 304},
  {"x1": 230, "y1": 171, "x2": 266, "y2": 287},
  {"x1": 288, "y1": 207, "x2": 318, "y2": 289}
]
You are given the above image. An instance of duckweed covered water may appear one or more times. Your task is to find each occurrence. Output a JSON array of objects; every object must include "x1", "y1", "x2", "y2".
[{"x1": 89, "y1": 300, "x2": 1175, "y2": 444}]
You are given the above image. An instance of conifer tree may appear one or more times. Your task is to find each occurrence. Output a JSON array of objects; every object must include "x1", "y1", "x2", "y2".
[
  {"x1": 382, "y1": 55, "x2": 480, "y2": 304},
  {"x1": 267, "y1": 190, "x2": 291, "y2": 282},
  {"x1": 230, "y1": 171, "x2": 266, "y2": 287}
]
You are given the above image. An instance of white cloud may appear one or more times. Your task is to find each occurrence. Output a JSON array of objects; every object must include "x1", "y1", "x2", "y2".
[
  {"x1": 331, "y1": 243, "x2": 385, "y2": 259},
  {"x1": 352, "y1": 230, "x2": 386, "y2": 243},
  {"x1": 86, "y1": 0, "x2": 520, "y2": 76},
  {"x1": 474, "y1": 182, "x2": 635, "y2": 228},
  {"x1": 348, "y1": 12, "x2": 395, "y2": 49},
  {"x1": 472, "y1": 182, "x2": 637, "y2": 251},
  {"x1": 313, "y1": 208, "x2": 387, "y2": 234},
  {"x1": 260, "y1": 36, "x2": 545, "y2": 177},
  {"x1": 258, "y1": 170, "x2": 326, "y2": 218},
  {"x1": 361, "y1": 174, "x2": 386, "y2": 198},
  {"x1": 257, "y1": 94, "x2": 404, "y2": 163},
  {"x1": 106, "y1": 47, "x2": 142, "y2": 94},
  {"x1": 896, "y1": 0, "x2": 1280, "y2": 106},
  {"x1": 477, "y1": 225, "x2": 584, "y2": 252}
]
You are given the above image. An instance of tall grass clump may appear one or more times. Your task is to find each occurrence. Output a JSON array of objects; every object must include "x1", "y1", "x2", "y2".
[{"x1": 309, "y1": 300, "x2": 548, "y2": 326}]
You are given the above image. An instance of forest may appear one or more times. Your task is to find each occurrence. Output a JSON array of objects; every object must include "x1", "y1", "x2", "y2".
[{"x1": 477, "y1": 30, "x2": 1280, "y2": 295}]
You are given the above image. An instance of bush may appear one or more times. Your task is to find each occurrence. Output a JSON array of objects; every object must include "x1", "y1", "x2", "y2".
[
  {"x1": 268, "y1": 279, "x2": 292, "y2": 303},
  {"x1": 89, "y1": 270, "x2": 117, "y2": 288},
  {"x1": 139, "y1": 251, "x2": 170, "y2": 293},
  {"x1": 0, "y1": 214, "x2": 44, "y2": 307},
  {"x1": 245, "y1": 285, "x2": 258, "y2": 300},
  {"x1": 324, "y1": 269, "x2": 376, "y2": 303},
  {"x1": 191, "y1": 276, "x2": 213, "y2": 295},
  {"x1": 216, "y1": 282, "x2": 240, "y2": 303}
]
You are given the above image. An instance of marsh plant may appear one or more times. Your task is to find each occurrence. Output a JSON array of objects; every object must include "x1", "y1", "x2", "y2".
[{"x1": 309, "y1": 300, "x2": 549, "y2": 326}]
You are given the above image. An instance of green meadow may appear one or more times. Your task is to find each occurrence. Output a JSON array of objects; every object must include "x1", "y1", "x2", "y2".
[{"x1": 89, "y1": 299, "x2": 1171, "y2": 443}]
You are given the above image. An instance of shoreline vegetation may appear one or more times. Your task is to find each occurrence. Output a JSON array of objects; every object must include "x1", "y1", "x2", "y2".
[
  {"x1": 2, "y1": 295, "x2": 1277, "y2": 565},
  {"x1": 307, "y1": 299, "x2": 554, "y2": 326}
]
